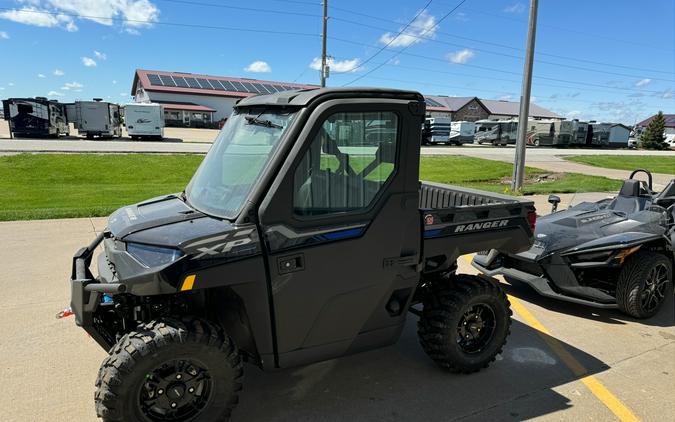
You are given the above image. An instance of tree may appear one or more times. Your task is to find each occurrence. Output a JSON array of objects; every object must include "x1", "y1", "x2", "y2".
[{"x1": 639, "y1": 111, "x2": 668, "y2": 150}]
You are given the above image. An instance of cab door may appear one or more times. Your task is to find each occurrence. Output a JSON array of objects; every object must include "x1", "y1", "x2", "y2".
[{"x1": 258, "y1": 100, "x2": 422, "y2": 368}]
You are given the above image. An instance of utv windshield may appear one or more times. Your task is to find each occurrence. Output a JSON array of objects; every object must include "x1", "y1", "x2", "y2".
[{"x1": 185, "y1": 109, "x2": 296, "y2": 219}]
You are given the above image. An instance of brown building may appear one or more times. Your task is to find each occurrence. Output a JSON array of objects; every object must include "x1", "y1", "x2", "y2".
[{"x1": 425, "y1": 95, "x2": 561, "y2": 121}]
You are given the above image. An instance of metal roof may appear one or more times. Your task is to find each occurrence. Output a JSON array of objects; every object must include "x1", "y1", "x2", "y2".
[
  {"x1": 424, "y1": 96, "x2": 475, "y2": 112},
  {"x1": 479, "y1": 99, "x2": 562, "y2": 119},
  {"x1": 636, "y1": 114, "x2": 675, "y2": 128},
  {"x1": 132, "y1": 69, "x2": 318, "y2": 98}
]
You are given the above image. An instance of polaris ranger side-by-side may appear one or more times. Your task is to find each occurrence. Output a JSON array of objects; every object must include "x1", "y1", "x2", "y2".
[{"x1": 69, "y1": 88, "x2": 536, "y2": 421}]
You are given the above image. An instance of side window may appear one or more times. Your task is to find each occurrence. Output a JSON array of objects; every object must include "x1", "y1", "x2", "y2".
[{"x1": 293, "y1": 111, "x2": 398, "y2": 216}]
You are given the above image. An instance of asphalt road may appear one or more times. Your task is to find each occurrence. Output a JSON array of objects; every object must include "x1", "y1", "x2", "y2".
[{"x1": 0, "y1": 215, "x2": 673, "y2": 422}]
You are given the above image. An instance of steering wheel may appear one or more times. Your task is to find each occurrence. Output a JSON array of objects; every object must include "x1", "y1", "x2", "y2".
[{"x1": 629, "y1": 169, "x2": 653, "y2": 192}]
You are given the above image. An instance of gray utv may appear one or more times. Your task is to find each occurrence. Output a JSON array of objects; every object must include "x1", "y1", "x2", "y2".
[{"x1": 69, "y1": 88, "x2": 536, "y2": 421}]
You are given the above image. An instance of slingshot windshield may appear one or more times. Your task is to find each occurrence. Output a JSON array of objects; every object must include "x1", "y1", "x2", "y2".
[{"x1": 186, "y1": 110, "x2": 296, "y2": 219}]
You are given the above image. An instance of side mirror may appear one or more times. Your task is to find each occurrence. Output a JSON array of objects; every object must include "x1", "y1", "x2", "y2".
[{"x1": 548, "y1": 194, "x2": 561, "y2": 213}]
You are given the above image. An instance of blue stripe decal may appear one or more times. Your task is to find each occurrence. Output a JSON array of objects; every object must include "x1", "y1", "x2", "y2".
[
  {"x1": 424, "y1": 229, "x2": 443, "y2": 238},
  {"x1": 320, "y1": 227, "x2": 366, "y2": 241}
]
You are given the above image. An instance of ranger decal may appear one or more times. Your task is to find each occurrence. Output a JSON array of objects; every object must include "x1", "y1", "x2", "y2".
[{"x1": 454, "y1": 219, "x2": 509, "y2": 233}]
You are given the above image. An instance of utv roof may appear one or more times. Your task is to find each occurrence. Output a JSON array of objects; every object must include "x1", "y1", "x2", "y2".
[{"x1": 235, "y1": 87, "x2": 425, "y2": 108}]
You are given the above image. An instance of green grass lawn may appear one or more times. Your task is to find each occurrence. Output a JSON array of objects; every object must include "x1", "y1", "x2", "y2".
[
  {"x1": 0, "y1": 153, "x2": 621, "y2": 221},
  {"x1": 565, "y1": 155, "x2": 675, "y2": 174}
]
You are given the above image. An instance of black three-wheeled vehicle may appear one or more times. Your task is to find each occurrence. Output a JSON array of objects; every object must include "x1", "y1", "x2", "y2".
[{"x1": 474, "y1": 170, "x2": 675, "y2": 318}]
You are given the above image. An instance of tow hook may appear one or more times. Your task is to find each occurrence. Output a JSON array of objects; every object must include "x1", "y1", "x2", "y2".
[{"x1": 56, "y1": 307, "x2": 74, "y2": 319}]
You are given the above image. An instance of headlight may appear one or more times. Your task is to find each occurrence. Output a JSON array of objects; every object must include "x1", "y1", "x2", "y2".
[{"x1": 126, "y1": 243, "x2": 184, "y2": 268}]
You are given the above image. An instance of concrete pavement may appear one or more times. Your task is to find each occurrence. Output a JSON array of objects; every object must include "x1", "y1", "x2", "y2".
[{"x1": 0, "y1": 211, "x2": 672, "y2": 422}]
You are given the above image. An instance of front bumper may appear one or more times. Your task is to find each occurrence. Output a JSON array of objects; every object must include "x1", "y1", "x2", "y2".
[
  {"x1": 70, "y1": 233, "x2": 127, "y2": 350},
  {"x1": 472, "y1": 250, "x2": 618, "y2": 309}
]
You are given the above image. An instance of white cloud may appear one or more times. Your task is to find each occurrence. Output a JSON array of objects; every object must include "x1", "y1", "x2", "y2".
[
  {"x1": 388, "y1": 57, "x2": 401, "y2": 65},
  {"x1": 0, "y1": 1, "x2": 159, "y2": 32},
  {"x1": 120, "y1": 92, "x2": 128, "y2": 96},
  {"x1": 47, "y1": 90, "x2": 64, "y2": 97},
  {"x1": 53, "y1": 68, "x2": 64, "y2": 76},
  {"x1": 497, "y1": 94, "x2": 513, "y2": 101},
  {"x1": 0, "y1": 6, "x2": 76, "y2": 31},
  {"x1": 658, "y1": 89, "x2": 673, "y2": 99},
  {"x1": 379, "y1": 10, "x2": 437, "y2": 48},
  {"x1": 566, "y1": 110, "x2": 583, "y2": 119},
  {"x1": 0, "y1": 87, "x2": 4, "y2": 90},
  {"x1": 634, "y1": 78, "x2": 651, "y2": 87},
  {"x1": 244, "y1": 60, "x2": 271, "y2": 73},
  {"x1": 61, "y1": 81, "x2": 83, "y2": 90},
  {"x1": 447, "y1": 48, "x2": 475, "y2": 64},
  {"x1": 81, "y1": 56, "x2": 96, "y2": 67},
  {"x1": 94, "y1": 50, "x2": 107, "y2": 60},
  {"x1": 38, "y1": 73, "x2": 46, "y2": 78},
  {"x1": 454, "y1": 12, "x2": 468, "y2": 22},
  {"x1": 112, "y1": 79, "x2": 117, "y2": 84},
  {"x1": 504, "y1": 3, "x2": 526, "y2": 13},
  {"x1": 310, "y1": 57, "x2": 361, "y2": 73},
  {"x1": 0, "y1": 31, "x2": 9, "y2": 39},
  {"x1": 8, "y1": 82, "x2": 14, "y2": 86}
]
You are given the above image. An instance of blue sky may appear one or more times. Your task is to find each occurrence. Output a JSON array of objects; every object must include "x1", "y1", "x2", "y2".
[{"x1": 0, "y1": 0, "x2": 673, "y2": 124}]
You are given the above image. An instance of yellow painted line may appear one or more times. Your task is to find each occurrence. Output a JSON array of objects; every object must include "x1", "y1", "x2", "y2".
[
  {"x1": 180, "y1": 274, "x2": 196, "y2": 291},
  {"x1": 462, "y1": 255, "x2": 641, "y2": 422}
]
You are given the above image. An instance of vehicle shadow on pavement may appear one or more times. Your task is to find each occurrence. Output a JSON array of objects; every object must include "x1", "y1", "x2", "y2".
[
  {"x1": 501, "y1": 280, "x2": 675, "y2": 328},
  {"x1": 236, "y1": 319, "x2": 610, "y2": 422}
]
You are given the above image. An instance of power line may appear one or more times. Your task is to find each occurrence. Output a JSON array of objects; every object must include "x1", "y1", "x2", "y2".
[
  {"x1": 330, "y1": 55, "x2": 665, "y2": 96},
  {"x1": 330, "y1": 15, "x2": 675, "y2": 82},
  {"x1": 458, "y1": 5, "x2": 674, "y2": 53},
  {"x1": 328, "y1": 4, "x2": 674, "y2": 75},
  {"x1": 345, "y1": 0, "x2": 433, "y2": 75},
  {"x1": 156, "y1": 0, "x2": 320, "y2": 18},
  {"x1": 330, "y1": 36, "x2": 672, "y2": 95},
  {"x1": 344, "y1": 0, "x2": 468, "y2": 86},
  {"x1": 0, "y1": 7, "x2": 321, "y2": 37}
]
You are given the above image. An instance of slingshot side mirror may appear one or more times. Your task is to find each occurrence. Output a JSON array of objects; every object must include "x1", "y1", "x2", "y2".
[{"x1": 548, "y1": 194, "x2": 561, "y2": 213}]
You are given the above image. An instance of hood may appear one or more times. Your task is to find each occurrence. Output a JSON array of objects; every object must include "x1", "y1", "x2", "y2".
[
  {"x1": 520, "y1": 201, "x2": 665, "y2": 259},
  {"x1": 108, "y1": 194, "x2": 239, "y2": 250}
]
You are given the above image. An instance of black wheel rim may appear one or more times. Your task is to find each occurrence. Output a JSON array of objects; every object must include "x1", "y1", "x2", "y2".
[
  {"x1": 640, "y1": 263, "x2": 670, "y2": 313},
  {"x1": 139, "y1": 359, "x2": 212, "y2": 421},
  {"x1": 456, "y1": 303, "x2": 497, "y2": 354}
]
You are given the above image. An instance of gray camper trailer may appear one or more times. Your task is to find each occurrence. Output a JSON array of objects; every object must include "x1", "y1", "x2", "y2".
[
  {"x1": 2, "y1": 97, "x2": 68, "y2": 138},
  {"x1": 570, "y1": 120, "x2": 589, "y2": 146},
  {"x1": 66, "y1": 99, "x2": 122, "y2": 139},
  {"x1": 528, "y1": 119, "x2": 572, "y2": 147},
  {"x1": 589, "y1": 122, "x2": 611, "y2": 147},
  {"x1": 474, "y1": 119, "x2": 518, "y2": 145}
]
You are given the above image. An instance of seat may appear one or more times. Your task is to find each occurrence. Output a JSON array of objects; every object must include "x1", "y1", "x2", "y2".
[{"x1": 607, "y1": 179, "x2": 645, "y2": 215}]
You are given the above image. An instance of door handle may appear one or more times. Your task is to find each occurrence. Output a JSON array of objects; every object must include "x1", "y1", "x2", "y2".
[{"x1": 278, "y1": 253, "x2": 304, "y2": 275}]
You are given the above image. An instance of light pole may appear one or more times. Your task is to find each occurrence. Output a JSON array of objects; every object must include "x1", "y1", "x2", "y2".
[
  {"x1": 320, "y1": 0, "x2": 329, "y2": 87},
  {"x1": 511, "y1": 0, "x2": 539, "y2": 191}
]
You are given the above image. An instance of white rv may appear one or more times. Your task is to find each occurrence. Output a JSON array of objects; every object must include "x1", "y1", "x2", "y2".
[
  {"x1": 124, "y1": 103, "x2": 164, "y2": 140},
  {"x1": 422, "y1": 117, "x2": 452, "y2": 145},
  {"x1": 448, "y1": 121, "x2": 476, "y2": 145},
  {"x1": 67, "y1": 100, "x2": 122, "y2": 139}
]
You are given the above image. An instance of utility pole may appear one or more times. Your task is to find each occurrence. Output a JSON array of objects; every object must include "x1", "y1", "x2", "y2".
[
  {"x1": 320, "y1": 0, "x2": 329, "y2": 87},
  {"x1": 511, "y1": 0, "x2": 539, "y2": 191}
]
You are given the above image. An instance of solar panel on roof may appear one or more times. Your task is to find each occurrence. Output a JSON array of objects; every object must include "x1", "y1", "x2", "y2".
[
  {"x1": 425, "y1": 98, "x2": 444, "y2": 107},
  {"x1": 239, "y1": 82, "x2": 257, "y2": 93},
  {"x1": 230, "y1": 81, "x2": 246, "y2": 92},
  {"x1": 218, "y1": 80, "x2": 236, "y2": 92},
  {"x1": 159, "y1": 75, "x2": 176, "y2": 87},
  {"x1": 260, "y1": 84, "x2": 276, "y2": 93},
  {"x1": 184, "y1": 77, "x2": 200, "y2": 88},
  {"x1": 251, "y1": 83, "x2": 268, "y2": 94},
  {"x1": 196, "y1": 78, "x2": 212, "y2": 89},
  {"x1": 174, "y1": 76, "x2": 189, "y2": 88},
  {"x1": 147, "y1": 74, "x2": 162, "y2": 86},
  {"x1": 209, "y1": 79, "x2": 226, "y2": 91}
]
